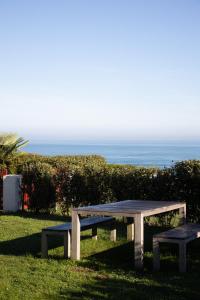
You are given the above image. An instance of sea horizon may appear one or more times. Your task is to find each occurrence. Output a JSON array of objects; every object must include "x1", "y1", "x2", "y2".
[{"x1": 23, "y1": 140, "x2": 200, "y2": 168}]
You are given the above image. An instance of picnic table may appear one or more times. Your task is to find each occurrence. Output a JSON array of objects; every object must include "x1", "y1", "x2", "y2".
[{"x1": 71, "y1": 200, "x2": 186, "y2": 269}]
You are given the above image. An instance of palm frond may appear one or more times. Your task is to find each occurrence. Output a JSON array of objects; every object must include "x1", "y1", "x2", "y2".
[{"x1": 0, "y1": 133, "x2": 29, "y2": 163}]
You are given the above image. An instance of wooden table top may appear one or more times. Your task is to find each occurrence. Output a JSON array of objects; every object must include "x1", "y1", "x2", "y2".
[{"x1": 73, "y1": 200, "x2": 185, "y2": 217}]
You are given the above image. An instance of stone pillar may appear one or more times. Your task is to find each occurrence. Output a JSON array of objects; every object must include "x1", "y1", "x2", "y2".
[{"x1": 3, "y1": 175, "x2": 22, "y2": 212}]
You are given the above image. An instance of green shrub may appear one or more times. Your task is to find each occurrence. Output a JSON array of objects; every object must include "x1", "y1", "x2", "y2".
[
  {"x1": 53, "y1": 164, "x2": 114, "y2": 215},
  {"x1": 13, "y1": 153, "x2": 106, "y2": 171},
  {"x1": 108, "y1": 165, "x2": 157, "y2": 200},
  {"x1": 171, "y1": 160, "x2": 200, "y2": 222},
  {"x1": 10, "y1": 153, "x2": 200, "y2": 221},
  {"x1": 21, "y1": 161, "x2": 56, "y2": 213},
  {"x1": 0, "y1": 170, "x2": 3, "y2": 209},
  {"x1": 70, "y1": 164, "x2": 114, "y2": 207},
  {"x1": 46, "y1": 155, "x2": 106, "y2": 169}
]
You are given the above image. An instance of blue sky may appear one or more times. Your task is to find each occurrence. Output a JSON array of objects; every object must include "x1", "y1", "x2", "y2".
[{"x1": 0, "y1": 0, "x2": 200, "y2": 142}]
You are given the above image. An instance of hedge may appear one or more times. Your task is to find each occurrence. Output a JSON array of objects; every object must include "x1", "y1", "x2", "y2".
[
  {"x1": 12, "y1": 153, "x2": 106, "y2": 171},
  {"x1": 0, "y1": 166, "x2": 8, "y2": 209},
  {"x1": 20, "y1": 161, "x2": 56, "y2": 212},
  {"x1": 8, "y1": 154, "x2": 200, "y2": 222},
  {"x1": 14, "y1": 154, "x2": 107, "y2": 213},
  {"x1": 0, "y1": 170, "x2": 3, "y2": 209}
]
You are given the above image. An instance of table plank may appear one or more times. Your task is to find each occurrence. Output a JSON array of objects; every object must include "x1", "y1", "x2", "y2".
[{"x1": 74, "y1": 200, "x2": 184, "y2": 217}]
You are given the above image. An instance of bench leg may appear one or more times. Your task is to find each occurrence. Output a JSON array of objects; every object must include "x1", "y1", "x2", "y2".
[
  {"x1": 153, "y1": 238, "x2": 160, "y2": 271},
  {"x1": 110, "y1": 223, "x2": 116, "y2": 242},
  {"x1": 179, "y1": 242, "x2": 187, "y2": 272},
  {"x1": 92, "y1": 227, "x2": 98, "y2": 240},
  {"x1": 64, "y1": 231, "x2": 71, "y2": 258},
  {"x1": 127, "y1": 221, "x2": 134, "y2": 241},
  {"x1": 41, "y1": 232, "x2": 48, "y2": 258}
]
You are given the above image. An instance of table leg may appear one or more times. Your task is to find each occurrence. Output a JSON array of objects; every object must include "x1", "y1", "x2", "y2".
[
  {"x1": 134, "y1": 214, "x2": 144, "y2": 269},
  {"x1": 127, "y1": 218, "x2": 134, "y2": 241},
  {"x1": 179, "y1": 204, "x2": 186, "y2": 225},
  {"x1": 71, "y1": 210, "x2": 80, "y2": 260}
]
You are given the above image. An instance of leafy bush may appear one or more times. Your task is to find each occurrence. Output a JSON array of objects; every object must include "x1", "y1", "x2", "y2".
[
  {"x1": 53, "y1": 164, "x2": 114, "y2": 215},
  {"x1": 171, "y1": 160, "x2": 200, "y2": 222},
  {"x1": 0, "y1": 170, "x2": 3, "y2": 209},
  {"x1": 20, "y1": 161, "x2": 56, "y2": 212},
  {"x1": 0, "y1": 166, "x2": 8, "y2": 209},
  {"x1": 9, "y1": 153, "x2": 200, "y2": 221},
  {"x1": 52, "y1": 160, "x2": 200, "y2": 221},
  {"x1": 13, "y1": 154, "x2": 106, "y2": 213},
  {"x1": 0, "y1": 133, "x2": 28, "y2": 172},
  {"x1": 12, "y1": 153, "x2": 106, "y2": 171},
  {"x1": 108, "y1": 165, "x2": 157, "y2": 200}
]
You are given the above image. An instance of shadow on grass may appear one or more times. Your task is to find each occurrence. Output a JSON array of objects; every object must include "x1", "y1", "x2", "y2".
[
  {"x1": 0, "y1": 230, "x2": 101, "y2": 258},
  {"x1": 52, "y1": 272, "x2": 200, "y2": 300},
  {"x1": 79, "y1": 225, "x2": 200, "y2": 273},
  {"x1": 0, "y1": 219, "x2": 173, "y2": 262},
  {"x1": 0, "y1": 210, "x2": 70, "y2": 222},
  {"x1": 79, "y1": 242, "x2": 179, "y2": 273},
  {"x1": 52, "y1": 238, "x2": 200, "y2": 300},
  {"x1": 0, "y1": 232, "x2": 66, "y2": 257}
]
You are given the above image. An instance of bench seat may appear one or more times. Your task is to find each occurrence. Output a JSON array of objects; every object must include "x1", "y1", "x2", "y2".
[
  {"x1": 41, "y1": 216, "x2": 115, "y2": 258},
  {"x1": 42, "y1": 216, "x2": 114, "y2": 232},
  {"x1": 153, "y1": 224, "x2": 200, "y2": 272},
  {"x1": 154, "y1": 224, "x2": 200, "y2": 240}
]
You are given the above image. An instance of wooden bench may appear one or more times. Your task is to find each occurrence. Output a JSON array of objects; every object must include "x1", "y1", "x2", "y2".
[
  {"x1": 41, "y1": 216, "x2": 115, "y2": 258},
  {"x1": 153, "y1": 224, "x2": 200, "y2": 272}
]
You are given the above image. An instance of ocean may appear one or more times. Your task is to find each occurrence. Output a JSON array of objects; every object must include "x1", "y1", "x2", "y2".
[{"x1": 23, "y1": 141, "x2": 200, "y2": 168}]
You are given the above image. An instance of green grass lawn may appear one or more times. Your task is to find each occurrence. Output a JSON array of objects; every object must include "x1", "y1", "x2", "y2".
[{"x1": 0, "y1": 212, "x2": 200, "y2": 300}]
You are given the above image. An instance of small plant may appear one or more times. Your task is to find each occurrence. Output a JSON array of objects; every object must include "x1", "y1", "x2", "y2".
[{"x1": 0, "y1": 133, "x2": 28, "y2": 170}]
